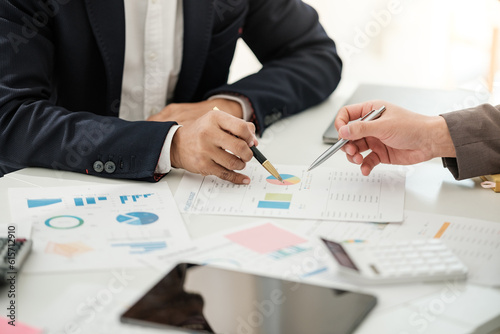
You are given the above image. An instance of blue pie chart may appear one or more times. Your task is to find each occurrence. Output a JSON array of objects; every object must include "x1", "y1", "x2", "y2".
[{"x1": 116, "y1": 212, "x2": 159, "y2": 225}]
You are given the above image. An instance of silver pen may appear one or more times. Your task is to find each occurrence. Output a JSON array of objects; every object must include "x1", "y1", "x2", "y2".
[{"x1": 308, "y1": 106, "x2": 386, "y2": 171}]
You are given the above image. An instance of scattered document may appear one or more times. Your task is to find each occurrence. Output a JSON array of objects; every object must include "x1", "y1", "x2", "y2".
[
  {"x1": 143, "y1": 221, "x2": 448, "y2": 311},
  {"x1": 296, "y1": 211, "x2": 500, "y2": 287},
  {"x1": 0, "y1": 316, "x2": 42, "y2": 334},
  {"x1": 175, "y1": 163, "x2": 406, "y2": 222},
  {"x1": 8, "y1": 183, "x2": 190, "y2": 273},
  {"x1": 144, "y1": 222, "x2": 332, "y2": 283}
]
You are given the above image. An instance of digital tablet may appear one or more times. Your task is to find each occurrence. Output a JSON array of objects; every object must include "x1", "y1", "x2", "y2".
[{"x1": 121, "y1": 263, "x2": 377, "y2": 334}]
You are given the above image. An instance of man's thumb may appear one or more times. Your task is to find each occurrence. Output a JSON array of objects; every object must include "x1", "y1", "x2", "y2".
[{"x1": 339, "y1": 121, "x2": 377, "y2": 140}]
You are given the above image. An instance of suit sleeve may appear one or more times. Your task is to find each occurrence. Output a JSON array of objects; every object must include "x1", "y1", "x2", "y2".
[
  {"x1": 0, "y1": 1, "x2": 175, "y2": 181},
  {"x1": 441, "y1": 104, "x2": 500, "y2": 179},
  {"x1": 204, "y1": 0, "x2": 342, "y2": 133}
]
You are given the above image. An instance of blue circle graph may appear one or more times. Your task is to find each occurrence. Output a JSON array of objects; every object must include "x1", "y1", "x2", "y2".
[
  {"x1": 116, "y1": 212, "x2": 159, "y2": 225},
  {"x1": 45, "y1": 215, "x2": 84, "y2": 229}
]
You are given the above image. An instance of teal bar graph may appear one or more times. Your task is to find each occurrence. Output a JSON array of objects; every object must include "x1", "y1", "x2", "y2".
[
  {"x1": 28, "y1": 198, "x2": 62, "y2": 208},
  {"x1": 74, "y1": 197, "x2": 107, "y2": 207},
  {"x1": 257, "y1": 201, "x2": 290, "y2": 209}
]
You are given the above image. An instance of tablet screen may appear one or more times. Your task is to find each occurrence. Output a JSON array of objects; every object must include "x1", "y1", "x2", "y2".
[{"x1": 121, "y1": 263, "x2": 377, "y2": 334}]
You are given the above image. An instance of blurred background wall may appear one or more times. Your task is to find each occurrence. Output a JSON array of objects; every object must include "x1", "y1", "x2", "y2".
[{"x1": 229, "y1": 0, "x2": 500, "y2": 106}]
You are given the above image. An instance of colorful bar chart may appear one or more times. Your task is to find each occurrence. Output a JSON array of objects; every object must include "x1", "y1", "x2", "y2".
[
  {"x1": 120, "y1": 194, "x2": 153, "y2": 204},
  {"x1": 258, "y1": 193, "x2": 292, "y2": 210},
  {"x1": 268, "y1": 245, "x2": 308, "y2": 260},
  {"x1": 74, "y1": 197, "x2": 107, "y2": 207}
]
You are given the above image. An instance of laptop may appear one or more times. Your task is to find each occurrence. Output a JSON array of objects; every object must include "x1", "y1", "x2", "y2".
[{"x1": 323, "y1": 83, "x2": 490, "y2": 144}]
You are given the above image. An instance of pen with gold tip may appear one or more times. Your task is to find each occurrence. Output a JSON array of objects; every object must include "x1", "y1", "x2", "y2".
[
  {"x1": 213, "y1": 106, "x2": 283, "y2": 182},
  {"x1": 249, "y1": 145, "x2": 283, "y2": 182}
]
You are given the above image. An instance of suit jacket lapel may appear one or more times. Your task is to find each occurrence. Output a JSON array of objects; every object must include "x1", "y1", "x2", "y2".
[
  {"x1": 175, "y1": 0, "x2": 215, "y2": 102},
  {"x1": 84, "y1": 0, "x2": 126, "y2": 114}
]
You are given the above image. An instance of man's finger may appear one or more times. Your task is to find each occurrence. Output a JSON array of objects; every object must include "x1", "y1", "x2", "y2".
[
  {"x1": 211, "y1": 163, "x2": 250, "y2": 184},
  {"x1": 212, "y1": 111, "x2": 255, "y2": 146},
  {"x1": 211, "y1": 148, "x2": 246, "y2": 171},
  {"x1": 360, "y1": 151, "x2": 382, "y2": 176}
]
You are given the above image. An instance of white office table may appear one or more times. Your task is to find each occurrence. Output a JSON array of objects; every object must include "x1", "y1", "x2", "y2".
[{"x1": 1, "y1": 94, "x2": 499, "y2": 334}]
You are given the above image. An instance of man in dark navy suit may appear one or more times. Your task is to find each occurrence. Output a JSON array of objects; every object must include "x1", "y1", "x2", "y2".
[{"x1": 0, "y1": 0, "x2": 341, "y2": 183}]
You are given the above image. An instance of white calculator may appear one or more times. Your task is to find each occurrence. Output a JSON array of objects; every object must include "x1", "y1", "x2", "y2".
[{"x1": 321, "y1": 238, "x2": 468, "y2": 284}]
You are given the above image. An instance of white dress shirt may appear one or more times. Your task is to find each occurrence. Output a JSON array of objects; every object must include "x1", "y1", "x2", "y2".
[{"x1": 120, "y1": 0, "x2": 251, "y2": 174}]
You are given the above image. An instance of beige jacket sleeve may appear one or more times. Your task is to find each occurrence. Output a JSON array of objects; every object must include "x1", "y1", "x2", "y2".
[{"x1": 441, "y1": 104, "x2": 500, "y2": 180}]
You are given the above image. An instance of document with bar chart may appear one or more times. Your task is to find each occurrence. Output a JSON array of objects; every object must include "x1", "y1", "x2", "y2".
[
  {"x1": 175, "y1": 163, "x2": 405, "y2": 222},
  {"x1": 8, "y1": 183, "x2": 190, "y2": 273}
]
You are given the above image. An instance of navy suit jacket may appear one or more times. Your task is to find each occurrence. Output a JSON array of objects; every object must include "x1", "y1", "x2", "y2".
[{"x1": 0, "y1": 0, "x2": 341, "y2": 181}]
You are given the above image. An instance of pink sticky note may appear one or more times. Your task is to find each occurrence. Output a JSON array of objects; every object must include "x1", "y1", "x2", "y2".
[
  {"x1": 225, "y1": 223, "x2": 307, "y2": 254},
  {"x1": 0, "y1": 317, "x2": 42, "y2": 334}
]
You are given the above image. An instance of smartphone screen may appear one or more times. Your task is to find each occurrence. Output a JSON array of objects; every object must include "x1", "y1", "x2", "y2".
[{"x1": 121, "y1": 263, "x2": 377, "y2": 334}]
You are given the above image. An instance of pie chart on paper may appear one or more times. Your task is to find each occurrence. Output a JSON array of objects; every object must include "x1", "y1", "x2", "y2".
[
  {"x1": 116, "y1": 212, "x2": 159, "y2": 225},
  {"x1": 266, "y1": 174, "x2": 301, "y2": 186}
]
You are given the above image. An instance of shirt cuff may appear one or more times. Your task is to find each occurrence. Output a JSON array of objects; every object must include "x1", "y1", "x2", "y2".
[
  {"x1": 155, "y1": 125, "x2": 182, "y2": 174},
  {"x1": 208, "y1": 94, "x2": 253, "y2": 121}
]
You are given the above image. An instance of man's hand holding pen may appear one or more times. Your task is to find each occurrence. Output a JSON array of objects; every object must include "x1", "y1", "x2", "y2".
[
  {"x1": 170, "y1": 108, "x2": 257, "y2": 185},
  {"x1": 333, "y1": 101, "x2": 456, "y2": 176}
]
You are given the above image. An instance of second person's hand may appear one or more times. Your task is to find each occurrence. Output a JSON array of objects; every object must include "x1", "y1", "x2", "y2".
[
  {"x1": 334, "y1": 100, "x2": 456, "y2": 176},
  {"x1": 170, "y1": 109, "x2": 257, "y2": 184}
]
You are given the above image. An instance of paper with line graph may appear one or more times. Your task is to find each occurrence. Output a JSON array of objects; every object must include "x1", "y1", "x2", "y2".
[{"x1": 175, "y1": 163, "x2": 405, "y2": 222}]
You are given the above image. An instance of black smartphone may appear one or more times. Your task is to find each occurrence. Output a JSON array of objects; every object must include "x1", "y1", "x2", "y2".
[{"x1": 121, "y1": 263, "x2": 377, "y2": 334}]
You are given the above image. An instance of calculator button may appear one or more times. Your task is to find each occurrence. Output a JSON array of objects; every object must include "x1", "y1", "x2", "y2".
[
  {"x1": 447, "y1": 264, "x2": 467, "y2": 273},
  {"x1": 424, "y1": 244, "x2": 447, "y2": 252},
  {"x1": 442, "y1": 256, "x2": 459, "y2": 263},
  {"x1": 414, "y1": 266, "x2": 430, "y2": 275},
  {"x1": 381, "y1": 268, "x2": 397, "y2": 277},
  {"x1": 430, "y1": 264, "x2": 447, "y2": 275},
  {"x1": 426, "y1": 258, "x2": 441, "y2": 265},
  {"x1": 395, "y1": 268, "x2": 412, "y2": 277},
  {"x1": 439, "y1": 250, "x2": 455, "y2": 258},
  {"x1": 409, "y1": 258, "x2": 425, "y2": 266},
  {"x1": 421, "y1": 251, "x2": 434, "y2": 258},
  {"x1": 404, "y1": 252, "x2": 419, "y2": 259}
]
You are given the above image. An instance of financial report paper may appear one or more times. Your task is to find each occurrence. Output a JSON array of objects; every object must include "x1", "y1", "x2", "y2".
[
  {"x1": 175, "y1": 163, "x2": 406, "y2": 223},
  {"x1": 8, "y1": 183, "x2": 190, "y2": 273}
]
